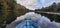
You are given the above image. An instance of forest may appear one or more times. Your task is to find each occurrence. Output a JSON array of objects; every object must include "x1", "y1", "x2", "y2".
[
  {"x1": 35, "y1": 2, "x2": 60, "y2": 23},
  {"x1": 0, "y1": 0, "x2": 60, "y2": 28},
  {"x1": 0, "y1": 0, "x2": 28, "y2": 28},
  {"x1": 35, "y1": 2, "x2": 60, "y2": 12}
]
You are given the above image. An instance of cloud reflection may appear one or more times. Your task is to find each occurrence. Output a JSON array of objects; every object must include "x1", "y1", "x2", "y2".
[{"x1": 6, "y1": 12, "x2": 60, "y2": 28}]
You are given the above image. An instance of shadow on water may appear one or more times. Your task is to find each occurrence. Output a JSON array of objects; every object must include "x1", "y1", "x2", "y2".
[{"x1": 35, "y1": 12, "x2": 60, "y2": 23}]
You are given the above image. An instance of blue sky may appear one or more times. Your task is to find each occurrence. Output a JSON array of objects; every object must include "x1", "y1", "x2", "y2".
[{"x1": 16, "y1": 0, "x2": 60, "y2": 10}]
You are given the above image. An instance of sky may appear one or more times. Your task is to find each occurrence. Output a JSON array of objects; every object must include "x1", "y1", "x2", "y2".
[
  {"x1": 6, "y1": 12, "x2": 60, "y2": 28},
  {"x1": 12, "y1": 12, "x2": 60, "y2": 28},
  {"x1": 16, "y1": 0, "x2": 60, "y2": 10}
]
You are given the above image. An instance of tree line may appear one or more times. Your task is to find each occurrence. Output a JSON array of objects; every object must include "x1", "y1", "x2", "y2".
[
  {"x1": 0, "y1": 0, "x2": 28, "y2": 28},
  {"x1": 35, "y1": 2, "x2": 60, "y2": 23},
  {"x1": 35, "y1": 2, "x2": 60, "y2": 12}
]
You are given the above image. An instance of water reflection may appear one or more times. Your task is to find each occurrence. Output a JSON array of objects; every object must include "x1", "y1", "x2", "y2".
[{"x1": 6, "y1": 12, "x2": 60, "y2": 28}]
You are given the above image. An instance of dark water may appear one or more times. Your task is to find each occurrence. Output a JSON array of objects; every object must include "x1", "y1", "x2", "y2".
[{"x1": 6, "y1": 12, "x2": 60, "y2": 28}]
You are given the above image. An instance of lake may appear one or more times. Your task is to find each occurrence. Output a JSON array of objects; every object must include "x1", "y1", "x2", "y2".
[{"x1": 6, "y1": 12, "x2": 60, "y2": 28}]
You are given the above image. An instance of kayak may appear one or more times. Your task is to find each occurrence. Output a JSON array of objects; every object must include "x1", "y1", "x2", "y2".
[{"x1": 15, "y1": 19, "x2": 42, "y2": 28}]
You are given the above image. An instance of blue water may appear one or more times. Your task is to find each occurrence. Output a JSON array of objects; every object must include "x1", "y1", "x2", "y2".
[
  {"x1": 6, "y1": 12, "x2": 60, "y2": 28},
  {"x1": 15, "y1": 20, "x2": 42, "y2": 28}
]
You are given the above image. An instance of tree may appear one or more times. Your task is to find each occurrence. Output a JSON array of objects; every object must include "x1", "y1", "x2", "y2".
[{"x1": 0, "y1": 0, "x2": 28, "y2": 28}]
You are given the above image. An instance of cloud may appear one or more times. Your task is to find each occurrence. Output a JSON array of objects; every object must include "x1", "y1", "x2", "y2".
[
  {"x1": 39, "y1": 0, "x2": 60, "y2": 7},
  {"x1": 16, "y1": 12, "x2": 60, "y2": 28},
  {"x1": 16, "y1": 0, "x2": 60, "y2": 10},
  {"x1": 16, "y1": 0, "x2": 42, "y2": 10},
  {"x1": 41, "y1": 0, "x2": 46, "y2": 3},
  {"x1": 6, "y1": 12, "x2": 60, "y2": 28}
]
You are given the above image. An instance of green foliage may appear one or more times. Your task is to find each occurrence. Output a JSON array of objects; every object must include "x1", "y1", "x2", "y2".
[
  {"x1": 0, "y1": 0, "x2": 28, "y2": 28},
  {"x1": 35, "y1": 2, "x2": 60, "y2": 12},
  {"x1": 35, "y1": 2, "x2": 60, "y2": 23}
]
